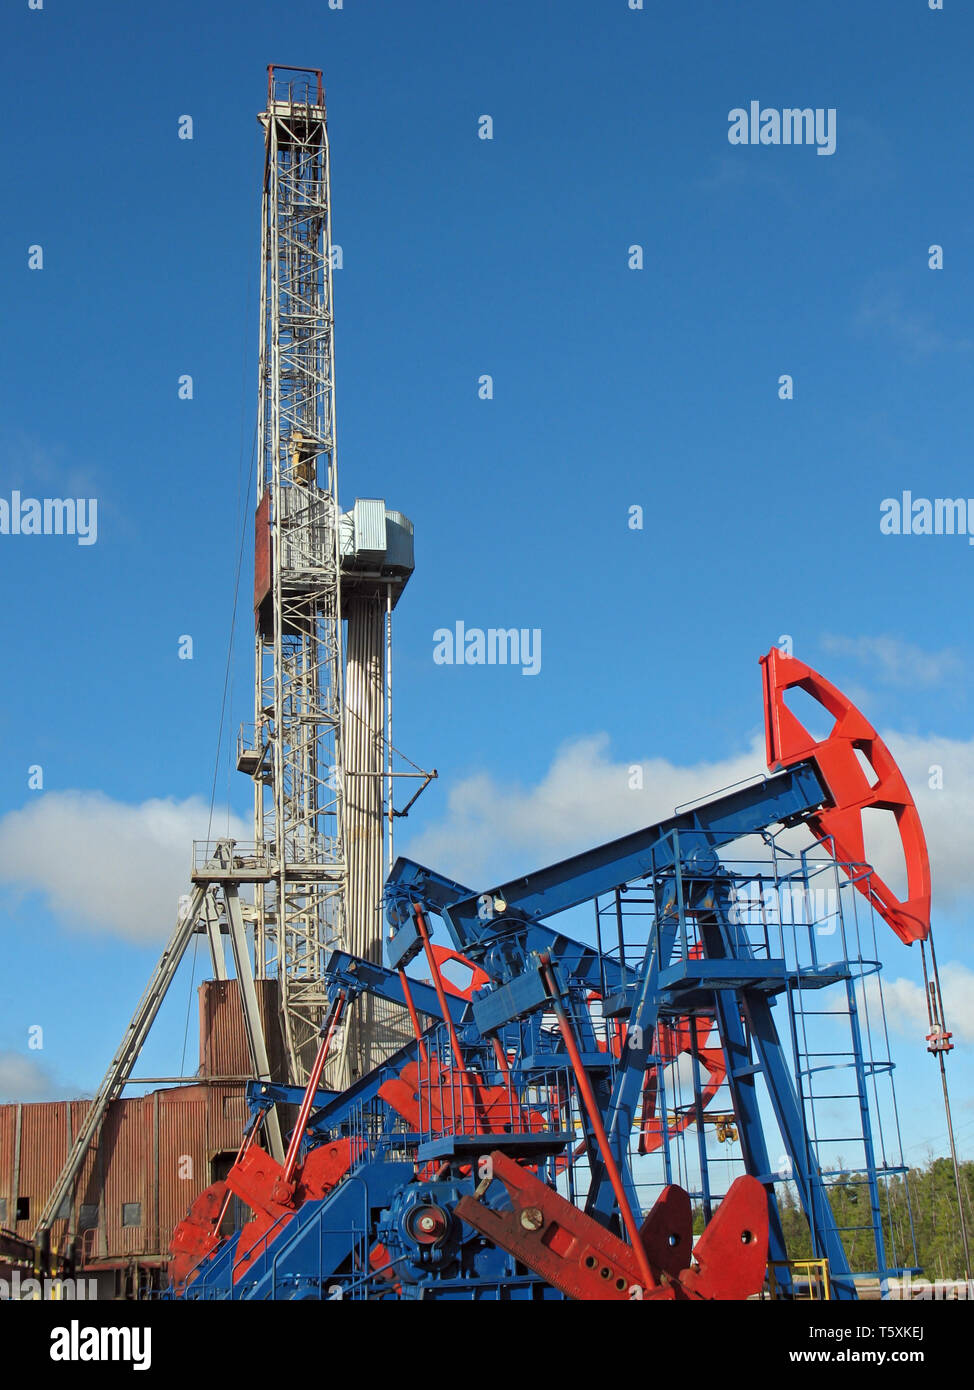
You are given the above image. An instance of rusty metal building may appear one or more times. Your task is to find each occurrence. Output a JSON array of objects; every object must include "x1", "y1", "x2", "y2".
[{"x1": 0, "y1": 979, "x2": 282, "y2": 1296}]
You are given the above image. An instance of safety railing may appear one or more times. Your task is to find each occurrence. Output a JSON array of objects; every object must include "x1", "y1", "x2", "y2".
[
  {"x1": 592, "y1": 832, "x2": 916, "y2": 1287},
  {"x1": 768, "y1": 1258, "x2": 831, "y2": 1300},
  {"x1": 267, "y1": 65, "x2": 324, "y2": 110},
  {"x1": 191, "y1": 839, "x2": 272, "y2": 875},
  {"x1": 412, "y1": 1027, "x2": 573, "y2": 1146}
]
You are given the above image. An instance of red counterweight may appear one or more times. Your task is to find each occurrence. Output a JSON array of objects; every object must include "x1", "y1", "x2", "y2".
[
  {"x1": 760, "y1": 648, "x2": 931, "y2": 945},
  {"x1": 455, "y1": 1150, "x2": 768, "y2": 1301}
]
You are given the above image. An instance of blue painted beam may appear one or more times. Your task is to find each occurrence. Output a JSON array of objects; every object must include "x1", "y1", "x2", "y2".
[
  {"x1": 322, "y1": 948, "x2": 467, "y2": 1026},
  {"x1": 443, "y1": 764, "x2": 825, "y2": 942},
  {"x1": 659, "y1": 957, "x2": 788, "y2": 991},
  {"x1": 471, "y1": 966, "x2": 550, "y2": 1033},
  {"x1": 385, "y1": 858, "x2": 638, "y2": 995}
]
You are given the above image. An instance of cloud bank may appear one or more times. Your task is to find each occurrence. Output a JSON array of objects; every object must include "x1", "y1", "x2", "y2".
[{"x1": 0, "y1": 791, "x2": 248, "y2": 943}]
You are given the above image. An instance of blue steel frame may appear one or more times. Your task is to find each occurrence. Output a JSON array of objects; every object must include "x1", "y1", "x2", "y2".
[
  {"x1": 174, "y1": 757, "x2": 908, "y2": 1300},
  {"x1": 382, "y1": 759, "x2": 876, "y2": 1299}
]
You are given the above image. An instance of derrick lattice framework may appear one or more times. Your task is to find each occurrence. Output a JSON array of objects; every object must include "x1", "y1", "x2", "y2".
[{"x1": 253, "y1": 70, "x2": 348, "y2": 1086}]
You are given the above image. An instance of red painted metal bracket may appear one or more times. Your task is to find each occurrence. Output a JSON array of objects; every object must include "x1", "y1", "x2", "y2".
[
  {"x1": 640, "y1": 1027, "x2": 725, "y2": 1153},
  {"x1": 229, "y1": 1138, "x2": 360, "y2": 1282},
  {"x1": 638, "y1": 1184, "x2": 692, "y2": 1281},
  {"x1": 428, "y1": 944, "x2": 489, "y2": 1001},
  {"x1": 455, "y1": 1149, "x2": 768, "y2": 1301},
  {"x1": 378, "y1": 1055, "x2": 548, "y2": 1137},
  {"x1": 760, "y1": 648, "x2": 930, "y2": 944},
  {"x1": 677, "y1": 1174, "x2": 769, "y2": 1300},
  {"x1": 167, "y1": 1182, "x2": 227, "y2": 1292},
  {"x1": 638, "y1": 949, "x2": 726, "y2": 1152},
  {"x1": 455, "y1": 1150, "x2": 674, "y2": 1300}
]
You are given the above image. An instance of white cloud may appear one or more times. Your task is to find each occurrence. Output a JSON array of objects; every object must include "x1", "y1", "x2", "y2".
[
  {"x1": 861, "y1": 962, "x2": 974, "y2": 1046},
  {"x1": 4, "y1": 721, "x2": 970, "y2": 950},
  {"x1": 0, "y1": 1051, "x2": 65, "y2": 1103},
  {"x1": 404, "y1": 732, "x2": 778, "y2": 889},
  {"x1": 821, "y1": 635, "x2": 963, "y2": 689},
  {"x1": 881, "y1": 732, "x2": 974, "y2": 913},
  {"x1": 0, "y1": 791, "x2": 248, "y2": 942}
]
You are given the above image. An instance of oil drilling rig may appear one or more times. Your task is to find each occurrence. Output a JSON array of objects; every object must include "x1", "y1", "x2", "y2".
[
  {"x1": 32, "y1": 66, "x2": 962, "y2": 1303},
  {"x1": 34, "y1": 64, "x2": 431, "y2": 1243}
]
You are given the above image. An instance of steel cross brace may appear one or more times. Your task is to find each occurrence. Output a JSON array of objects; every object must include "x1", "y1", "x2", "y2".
[
  {"x1": 385, "y1": 859, "x2": 639, "y2": 1000},
  {"x1": 562, "y1": 858, "x2": 859, "y2": 1299},
  {"x1": 321, "y1": 948, "x2": 467, "y2": 1026},
  {"x1": 584, "y1": 904, "x2": 681, "y2": 1225},
  {"x1": 224, "y1": 884, "x2": 285, "y2": 1162},
  {"x1": 37, "y1": 883, "x2": 211, "y2": 1232},
  {"x1": 678, "y1": 876, "x2": 858, "y2": 1299}
]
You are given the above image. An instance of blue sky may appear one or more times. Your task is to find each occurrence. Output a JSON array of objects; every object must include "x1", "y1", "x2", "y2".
[{"x1": 0, "y1": 0, "x2": 972, "y2": 1168}]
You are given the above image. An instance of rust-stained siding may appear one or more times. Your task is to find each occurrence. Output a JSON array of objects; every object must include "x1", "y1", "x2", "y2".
[
  {"x1": 0, "y1": 1104, "x2": 16, "y2": 1230},
  {"x1": 0, "y1": 979, "x2": 282, "y2": 1266},
  {"x1": 1, "y1": 1099, "x2": 95, "y2": 1248},
  {"x1": 158, "y1": 1089, "x2": 211, "y2": 1249},
  {"x1": 101, "y1": 1101, "x2": 150, "y2": 1257},
  {"x1": 19, "y1": 1100, "x2": 69, "y2": 1234},
  {"x1": 199, "y1": 977, "x2": 284, "y2": 1082},
  {"x1": 0, "y1": 1084, "x2": 256, "y2": 1262},
  {"x1": 71, "y1": 1099, "x2": 101, "y2": 1256}
]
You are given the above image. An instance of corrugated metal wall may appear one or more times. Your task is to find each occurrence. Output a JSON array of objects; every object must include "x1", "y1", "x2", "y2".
[
  {"x1": 0, "y1": 979, "x2": 282, "y2": 1264},
  {"x1": 199, "y1": 977, "x2": 284, "y2": 1082},
  {"x1": 0, "y1": 1103, "x2": 15, "y2": 1229},
  {"x1": 0, "y1": 1085, "x2": 254, "y2": 1260}
]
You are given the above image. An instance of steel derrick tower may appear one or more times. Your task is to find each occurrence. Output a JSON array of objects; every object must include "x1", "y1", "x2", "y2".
[
  {"x1": 249, "y1": 67, "x2": 421, "y2": 1086},
  {"x1": 250, "y1": 67, "x2": 348, "y2": 1085},
  {"x1": 34, "y1": 67, "x2": 424, "y2": 1241}
]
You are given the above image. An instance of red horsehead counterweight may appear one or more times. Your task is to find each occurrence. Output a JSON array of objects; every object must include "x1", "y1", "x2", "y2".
[{"x1": 760, "y1": 648, "x2": 931, "y2": 945}]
